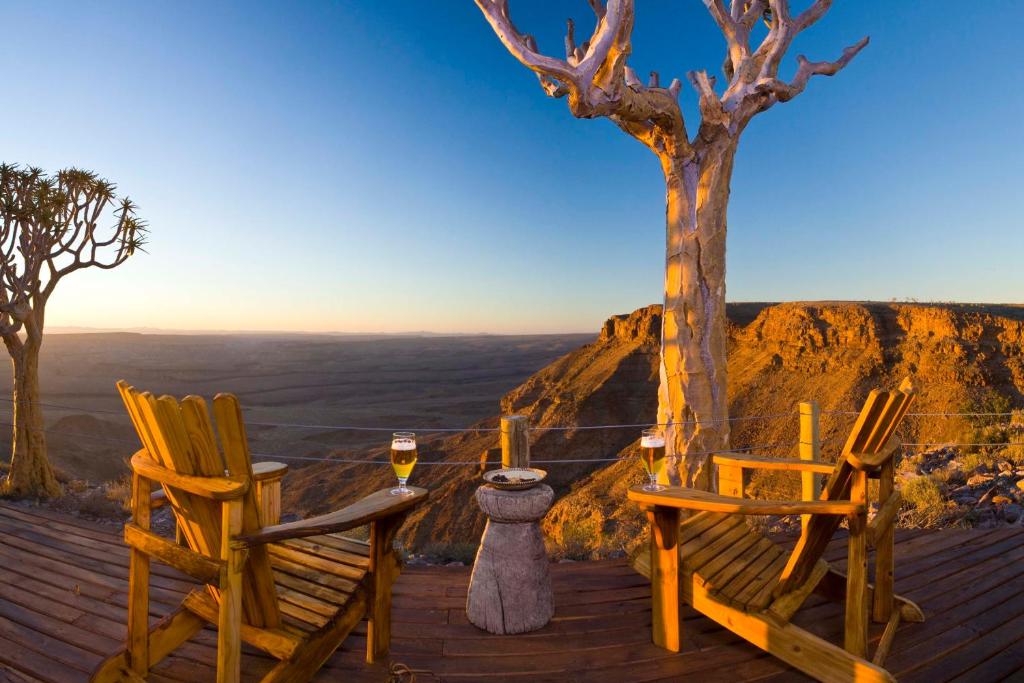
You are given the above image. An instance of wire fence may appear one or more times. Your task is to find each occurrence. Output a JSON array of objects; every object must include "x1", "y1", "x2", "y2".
[
  {"x1": 0, "y1": 393, "x2": 1018, "y2": 469},
  {"x1": 0, "y1": 395, "x2": 1018, "y2": 432}
]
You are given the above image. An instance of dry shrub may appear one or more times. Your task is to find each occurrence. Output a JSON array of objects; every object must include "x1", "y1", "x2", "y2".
[
  {"x1": 105, "y1": 474, "x2": 133, "y2": 512},
  {"x1": 76, "y1": 487, "x2": 127, "y2": 519},
  {"x1": 66, "y1": 479, "x2": 91, "y2": 494},
  {"x1": 52, "y1": 466, "x2": 72, "y2": 484},
  {"x1": 546, "y1": 517, "x2": 601, "y2": 561},
  {"x1": 747, "y1": 469, "x2": 801, "y2": 502},
  {"x1": 343, "y1": 524, "x2": 370, "y2": 542},
  {"x1": 417, "y1": 542, "x2": 479, "y2": 565},
  {"x1": 900, "y1": 475, "x2": 948, "y2": 528}
]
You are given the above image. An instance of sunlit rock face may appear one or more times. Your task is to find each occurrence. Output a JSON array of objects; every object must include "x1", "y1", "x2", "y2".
[{"x1": 283, "y1": 302, "x2": 1024, "y2": 554}]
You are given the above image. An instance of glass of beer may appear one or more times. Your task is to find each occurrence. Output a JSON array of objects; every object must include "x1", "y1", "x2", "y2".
[
  {"x1": 390, "y1": 431, "x2": 417, "y2": 496},
  {"x1": 639, "y1": 427, "x2": 666, "y2": 492}
]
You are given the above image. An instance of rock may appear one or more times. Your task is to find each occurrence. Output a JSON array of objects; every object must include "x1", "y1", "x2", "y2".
[
  {"x1": 1004, "y1": 504, "x2": 1023, "y2": 523},
  {"x1": 955, "y1": 496, "x2": 978, "y2": 506},
  {"x1": 598, "y1": 305, "x2": 661, "y2": 345},
  {"x1": 968, "y1": 474, "x2": 994, "y2": 487},
  {"x1": 1017, "y1": 480, "x2": 1024, "y2": 492},
  {"x1": 993, "y1": 495, "x2": 1013, "y2": 505},
  {"x1": 998, "y1": 461, "x2": 1015, "y2": 473}
]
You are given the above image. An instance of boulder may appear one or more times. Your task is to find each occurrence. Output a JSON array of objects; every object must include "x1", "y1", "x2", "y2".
[{"x1": 968, "y1": 473, "x2": 995, "y2": 487}]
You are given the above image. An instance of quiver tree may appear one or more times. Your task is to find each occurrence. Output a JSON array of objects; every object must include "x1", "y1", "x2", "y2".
[
  {"x1": 474, "y1": 0, "x2": 867, "y2": 488},
  {"x1": 0, "y1": 165, "x2": 146, "y2": 497}
]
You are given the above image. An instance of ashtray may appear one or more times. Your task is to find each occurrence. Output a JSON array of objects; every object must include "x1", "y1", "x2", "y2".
[{"x1": 483, "y1": 467, "x2": 547, "y2": 491}]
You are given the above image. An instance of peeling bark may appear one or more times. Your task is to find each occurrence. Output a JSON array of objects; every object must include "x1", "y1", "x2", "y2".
[{"x1": 657, "y1": 143, "x2": 737, "y2": 488}]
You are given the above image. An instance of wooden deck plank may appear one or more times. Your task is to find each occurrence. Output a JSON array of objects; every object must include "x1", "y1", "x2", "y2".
[
  {"x1": 0, "y1": 633, "x2": 87, "y2": 683},
  {"x1": 0, "y1": 502, "x2": 1021, "y2": 681}
]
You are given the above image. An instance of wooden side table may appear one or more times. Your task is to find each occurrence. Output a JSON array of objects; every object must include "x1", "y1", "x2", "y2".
[{"x1": 466, "y1": 484, "x2": 554, "y2": 634}]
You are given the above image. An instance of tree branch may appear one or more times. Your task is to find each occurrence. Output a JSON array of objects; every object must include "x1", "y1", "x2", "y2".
[
  {"x1": 0, "y1": 164, "x2": 145, "y2": 328},
  {"x1": 475, "y1": 0, "x2": 866, "y2": 156},
  {"x1": 753, "y1": 36, "x2": 869, "y2": 103},
  {"x1": 475, "y1": 0, "x2": 692, "y2": 158},
  {"x1": 795, "y1": 0, "x2": 833, "y2": 32},
  {"x1": 688, "y1": 70, "x2": 729, "y2": 139}
]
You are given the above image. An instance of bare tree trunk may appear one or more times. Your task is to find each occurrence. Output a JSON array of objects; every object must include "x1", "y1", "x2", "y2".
[
  {"x1": 658, "y1": 143, "x2": 737, "y2": 490},
  {"x1": 3, "y1": 340, "x2": 59, "y2": 498},
  {"x1": 474, "y1": 0, "x2": 868, "y2": 491}
]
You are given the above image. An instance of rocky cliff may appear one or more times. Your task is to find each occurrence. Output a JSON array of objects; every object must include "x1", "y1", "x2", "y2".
[{"x1": 282, "y1": 302, "x2": 1024, "y2": 554}]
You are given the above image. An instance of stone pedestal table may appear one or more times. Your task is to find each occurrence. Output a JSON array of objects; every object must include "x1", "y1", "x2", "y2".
[{"x1": 466, "y1": 483, "x2": 554, "y2": 634}]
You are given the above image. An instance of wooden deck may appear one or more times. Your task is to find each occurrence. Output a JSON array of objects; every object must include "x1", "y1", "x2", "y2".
[{"x1": 0, "y1": 501, "x2": 1022, "y2": 682}]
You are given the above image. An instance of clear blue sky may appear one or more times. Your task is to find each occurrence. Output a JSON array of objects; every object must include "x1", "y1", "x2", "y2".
[{"x1": 2, "y1": 2, "x2": 1021, "y2": 334}]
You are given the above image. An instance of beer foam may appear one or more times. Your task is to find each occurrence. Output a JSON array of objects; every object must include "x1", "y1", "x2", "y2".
[
  {"x1": 640, "y1": 436, "x2": 665, "y2": 448},
  {"x1": 391, "y1": 438, "x2": 416, "y2": 450}
]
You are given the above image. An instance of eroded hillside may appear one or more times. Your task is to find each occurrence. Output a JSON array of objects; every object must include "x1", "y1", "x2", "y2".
[
  {"x1": 547, "y1": 302, "x2": 1024, "y2": 555},
  {"x1": 283, "y1": 301, "x2": 1024, "y2": 553}
]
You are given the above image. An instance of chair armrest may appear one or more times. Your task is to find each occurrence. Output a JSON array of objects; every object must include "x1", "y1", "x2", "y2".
[
  {"x1": 714, "y1": 453, "x2": 834, "y2": 475},
  {"x1": 252, "y1": 461, "x2": 289, "y2": 482},
  {"x1": 847, "y1": 440, "x2": 900, "y2": 471},
  {"x1": 627, "y1": 485, "x2": 864, "y2": 516},
  {"x1": 131, "y1": 451, "x2": 249, "y2": 500},
  {"x1": 235, "y1": 487, "x2": 428, "y2": 546}
]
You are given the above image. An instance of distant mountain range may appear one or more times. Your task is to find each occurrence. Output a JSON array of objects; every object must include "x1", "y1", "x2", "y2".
[{"x1": 48, "y1": 325, "x2": 489, "y2": 337}]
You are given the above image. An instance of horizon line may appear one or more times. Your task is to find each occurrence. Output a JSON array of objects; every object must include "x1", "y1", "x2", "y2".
[{"x1": 47, "y1": 300, "x2": 1023, "y2": 338}]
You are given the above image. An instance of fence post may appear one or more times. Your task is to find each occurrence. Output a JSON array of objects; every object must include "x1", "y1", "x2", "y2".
[
  {"x1": 501, "y1": 415, "x2": 530, "y2": 469},
  {"x1": 799, "y1": 400, "x2": 821, "y2": 535}
]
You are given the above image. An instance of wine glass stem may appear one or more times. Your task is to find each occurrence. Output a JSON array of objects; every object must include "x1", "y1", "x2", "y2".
[
  {"x1": 398, "y1": 477, "x2": 408, "y2": 493},
  {"x1": 650, "y1": 473, "x2": 658, "y2": 489}
]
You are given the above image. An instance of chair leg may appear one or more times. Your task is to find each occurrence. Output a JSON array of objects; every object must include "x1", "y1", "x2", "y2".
[
  {"x1": 873, "y1": 460, "x2": 896, "y2": 623},
  {"x1": 217, "y1": 500, "x2": 245, "y2": 683},
  {"x1": 845, "y1": 471, "x2": 869, "y2": 657},
  {"x1": 367, "y1": 515, "x2": 405, "y2": 663},
  {"x1": 127, "y1": 474, "x2": 151, "y2": 677},
  {"x1": 647, "y1": 505, "x2": 681, "y2": 653}
]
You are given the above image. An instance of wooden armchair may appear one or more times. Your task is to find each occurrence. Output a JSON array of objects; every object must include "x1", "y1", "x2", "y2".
[
  {"x1": 92, "y1": 381, "x2": 428, "y2": 683},
  {"x1": 630, "y1": 381, "x2": 923, "y2": 683}
]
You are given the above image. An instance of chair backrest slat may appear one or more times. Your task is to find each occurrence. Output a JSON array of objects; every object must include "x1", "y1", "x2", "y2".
[
  {"x1": 154, "y1": 393, "x2": 223, "y2": 557},
  {"x1": 839, "y1": 389, "x2": 887, "y2": 457},
  {"x1": 120, "y1": 385, "x2": 211, "y2": 554},
  {"x1": 117, "y1": 381, "x2": 280, "y2": 628},
  {"x1": 212, "y1": 392, "x2": 281, "y2": 624},
  {"x1": 774, "y1": 380, "x2": 916, "y2": 596}
]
